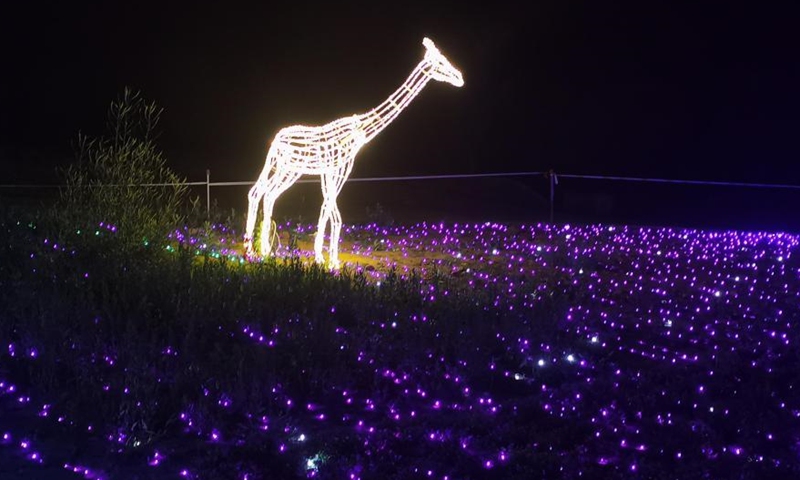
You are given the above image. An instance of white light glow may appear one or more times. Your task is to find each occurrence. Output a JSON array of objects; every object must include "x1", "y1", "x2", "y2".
[{"x1": 244, "y1": 38, "x2": 463, "y2": 268}]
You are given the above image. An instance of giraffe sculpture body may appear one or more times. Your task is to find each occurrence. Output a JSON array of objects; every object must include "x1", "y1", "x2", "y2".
[{"x1": 244, "y1": 37, "x2": 463, "y2": 268}]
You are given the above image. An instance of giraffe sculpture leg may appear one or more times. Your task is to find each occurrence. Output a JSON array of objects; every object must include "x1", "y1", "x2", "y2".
[
  {"x1": 327, "y1": 171, "x2": 348, "y2": 268},
  {"x1": 314, "y1": 169, "x2": 348, "y2": 269},
  {"x1": 314, "y1": 177, "x2": 334, "y2": 267},
  {"x1": 244, "y1": 153, "x2": 301, "y2": 258},
  {"x1": 245, "y1": 151, "x2": 278, "y2": 256},
  {"x1": 313, "y1": 206, "x2": 330, "y2": 266},
  {"x1": 260, "y1": 196, "x2": 275, "y2": 257},
  {"x1": 328, "y1": 204, "x2": 343, "y2": 267},
  {"x1": 245, "y1": 181, "x2": 265, "y2": 257},
  {"x1": 259, "y1": 168, "x2": 301, "y2": 257},
  {"x1": 313, "y1": 202, "x2": 342, "y2": 269}
]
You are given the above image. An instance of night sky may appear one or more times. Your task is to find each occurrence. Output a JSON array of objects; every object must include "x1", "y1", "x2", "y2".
[{"x1": 2, "y1": 1, "x2": 800, "y2": 226}]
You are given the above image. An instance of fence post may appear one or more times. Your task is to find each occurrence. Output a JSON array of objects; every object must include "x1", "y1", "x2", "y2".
[
  {"x1": 206, "y1": 169, "x2": 211, "y2": 219},
  {"x1": 549, "y1": 169, "x2": 556, "y2": 223}
]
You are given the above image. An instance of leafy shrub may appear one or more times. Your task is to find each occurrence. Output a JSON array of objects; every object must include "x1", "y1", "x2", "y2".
[{"x1": 57, "y1": 88, "x2": 188, "y2": 249}]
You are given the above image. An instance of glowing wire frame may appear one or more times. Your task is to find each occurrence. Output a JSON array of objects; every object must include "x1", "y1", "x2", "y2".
[{"x1": 244, "y1": 37, "x2": 464, "y2": 268}]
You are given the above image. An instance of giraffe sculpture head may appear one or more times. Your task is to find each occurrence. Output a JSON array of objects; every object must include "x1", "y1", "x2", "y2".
[{"x1": 422, "y1": 37, "x2": 464, "y2": 87}]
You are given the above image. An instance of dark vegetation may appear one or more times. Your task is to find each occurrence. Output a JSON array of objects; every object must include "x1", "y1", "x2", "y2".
[{"x1": 56, "y1": 88, "x2": 188, "y2": 251}]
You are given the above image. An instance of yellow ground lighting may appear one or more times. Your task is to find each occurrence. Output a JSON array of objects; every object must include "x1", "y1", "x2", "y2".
[{"x1": 244, "y1": 37, "x2": 463, "y2": 268}]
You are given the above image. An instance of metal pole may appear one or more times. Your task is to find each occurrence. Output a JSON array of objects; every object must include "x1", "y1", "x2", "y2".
[
  {"x1": 549, "y1": 169, "x2": 555, "y2": 224},
  {"x1": 206, "y1": 169, "x2": 211, "y2": 219}
]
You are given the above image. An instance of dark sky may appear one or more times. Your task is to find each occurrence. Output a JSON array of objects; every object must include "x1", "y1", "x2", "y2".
[{"x1": 2, "y1": 1, "x2": 799, "y2": 187}]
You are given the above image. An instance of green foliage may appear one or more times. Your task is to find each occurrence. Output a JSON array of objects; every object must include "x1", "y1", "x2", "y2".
[{"x1": 58, "y1": 88, "x2": 188, "y2": 248}]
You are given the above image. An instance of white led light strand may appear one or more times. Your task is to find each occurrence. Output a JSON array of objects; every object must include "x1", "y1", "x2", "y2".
[{"x1": 244, "y1": 37, "x2": 464, "y2": 268}]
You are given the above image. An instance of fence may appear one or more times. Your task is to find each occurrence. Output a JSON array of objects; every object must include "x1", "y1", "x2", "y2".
[{"x1": 3, "y1": 170, "x2": 800, "y2": 230}]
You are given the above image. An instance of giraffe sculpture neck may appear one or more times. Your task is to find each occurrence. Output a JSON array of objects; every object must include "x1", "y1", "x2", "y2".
[{"x1": 357, "y1": 60, "x2": 433, "y2": 144}]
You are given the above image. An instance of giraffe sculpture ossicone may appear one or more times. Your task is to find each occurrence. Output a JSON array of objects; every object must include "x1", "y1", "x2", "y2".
[{"x1": 244, "y1": 37, "x2": 464, "y2": 268}]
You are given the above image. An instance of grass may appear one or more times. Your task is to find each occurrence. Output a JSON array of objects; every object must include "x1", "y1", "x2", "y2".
[{"x1": 1, "y1": 216, "x2": 800, "y2": 479}]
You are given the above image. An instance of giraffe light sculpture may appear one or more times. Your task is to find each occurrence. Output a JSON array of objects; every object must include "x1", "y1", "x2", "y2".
[{"x1": 244, "y1": 37, "x2": 463, "y2": 268}]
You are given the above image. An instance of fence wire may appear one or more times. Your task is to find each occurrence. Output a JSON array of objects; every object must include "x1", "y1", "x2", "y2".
[{"x1": 2, "y1": 171, "x2": 799, "y2": 228}]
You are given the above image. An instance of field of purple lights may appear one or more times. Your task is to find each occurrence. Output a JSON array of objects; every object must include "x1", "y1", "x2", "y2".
[{"x1": 2, "y1": 220, "x2": 800, "y2": 479}]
